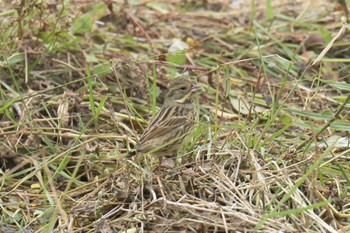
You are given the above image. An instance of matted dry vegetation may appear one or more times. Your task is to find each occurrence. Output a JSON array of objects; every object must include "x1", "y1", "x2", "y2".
[{"x1": 1, "y1": 0, "x2": 350, "y2": 232}]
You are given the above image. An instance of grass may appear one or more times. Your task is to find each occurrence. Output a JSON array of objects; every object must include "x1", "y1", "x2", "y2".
[{"x1": 1, "y1": 0, "x2": 350, "y2": 232}]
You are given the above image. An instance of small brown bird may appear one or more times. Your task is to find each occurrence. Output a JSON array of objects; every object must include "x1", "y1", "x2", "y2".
[{"x1": 129, "y1": 77, "x2": 201, "y2": 159}]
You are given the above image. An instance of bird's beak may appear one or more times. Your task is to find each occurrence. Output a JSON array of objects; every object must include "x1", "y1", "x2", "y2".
[{"x1": 191, "y1": 84, "x2": 202, "y2": 93}]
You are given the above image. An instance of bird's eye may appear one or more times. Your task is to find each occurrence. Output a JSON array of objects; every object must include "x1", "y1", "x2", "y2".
[{"x1": 179, "y1": 86, "x2": 187, "y2": 91}]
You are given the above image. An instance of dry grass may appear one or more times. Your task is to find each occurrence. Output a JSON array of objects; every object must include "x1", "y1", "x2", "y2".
[{"x1": 1, "y1": 0, "x2": 350, "y2": 232}]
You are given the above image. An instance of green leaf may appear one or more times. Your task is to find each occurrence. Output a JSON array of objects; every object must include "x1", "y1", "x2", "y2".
[
  {"x1": 112, "y1": 3, "x2": 120, "y2": 13},
  {"x1": 288, "y1": 108, "x2": 334, "y2": 120},
  {"x1": 86, "y1": 66, "x2": 95, "y2": 118},
  {"x1": 167, "y1": 39, "x2": 189, "y2": 65},
  {"x1": 95, "y1": 97, "x2": 108, "y2": 119},
  {"x1": 314, "y1": 135, "x2": 350, "y2": 148},
  {"x1": 319, "y1": 28, "x2": 332, "y2": 43},
  {"x1": 72, "y1": 13, "x2": 94, "y2": 34},
  {"x1": 84, "y1": 52, "x2": 98, "y2": 63},
  {"x1": 89, "y1": 2, "x2": 107, "y2": 18},
  {"x1": 281, "y1": 114, "x2": 293, "y2": 125},
  {"x1": 167, "y1": 51, "x2": 187, "y2": 65},
  {"x1": 331, "y1": 82, "x2": 350, "y2": 91},
  {"x1": 42, "y1": 135, "x2": 57, "y2": 153},
  {"x1": 146, "y1": 2, "x2": 171, "y2": 13},
  {"x1": 330, "y1": 120, "x2": 350, "y2": 131},
  {"x1": 229, "y1": 96, "x2": 250, "y2": 115},
  {"x1": 266, "y1": 0, "x2": 274, "y2": 20},
  {"x1": 6, "y1": 53, "x2": 24, "y2": 65},
  {"x1": 91, "y1": 63, "x2": 112, "y2": 76}
]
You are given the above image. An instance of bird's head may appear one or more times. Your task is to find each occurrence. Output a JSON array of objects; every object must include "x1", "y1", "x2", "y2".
[{"x1": 164, "y1": 77, "x2": 202, "y2": 106}]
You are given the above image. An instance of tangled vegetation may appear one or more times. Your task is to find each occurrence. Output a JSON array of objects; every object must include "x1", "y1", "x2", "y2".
[{"x1": 1, "y1": 0, "x2": 350, "y2": 232}]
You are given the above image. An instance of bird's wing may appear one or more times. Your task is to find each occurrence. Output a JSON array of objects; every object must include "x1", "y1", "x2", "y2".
[
  {"x1": 139, "y1": 115, "x2": 188, "y2": 144},
  {"x1": 136, "y1": 105, "x2": 193, "y2": 153}
]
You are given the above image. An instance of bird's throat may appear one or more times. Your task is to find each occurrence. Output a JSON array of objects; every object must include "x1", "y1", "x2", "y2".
[{"x1": 175, "y1": 92, "x2": 192, "y2": 104}]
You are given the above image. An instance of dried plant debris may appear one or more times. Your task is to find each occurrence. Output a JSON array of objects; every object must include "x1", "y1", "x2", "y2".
[{"x1": 1, "y1": 0, "x2": 350, "y2": 232}]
